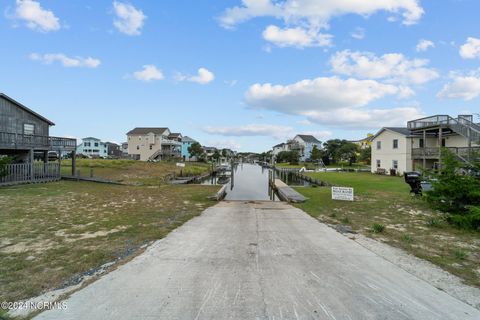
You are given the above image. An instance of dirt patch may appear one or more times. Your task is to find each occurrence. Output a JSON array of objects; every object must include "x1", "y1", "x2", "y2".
[{"x1": 55, "y1": 227, "x2": 128, "y2": 242}]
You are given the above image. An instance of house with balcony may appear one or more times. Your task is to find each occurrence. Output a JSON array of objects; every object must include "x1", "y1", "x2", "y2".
[
  {"x1": 371, "y1": 115, "x2": 480, "y2": 175},
  {"x1": 0, "y1": 93, "x2": 77, "y2": 185},
  {"x1": 181, "y1": 136, "x2": 198, "y2": 161},
  {"x1": 126, "y1": 127, "x2": 182, "y2": 161},
  {"x1": 76, "y1": 137, "x2": 108, "y2": 158},
  {"x1": 289, "y1": 135, "x2": 322, "y2": 161}
]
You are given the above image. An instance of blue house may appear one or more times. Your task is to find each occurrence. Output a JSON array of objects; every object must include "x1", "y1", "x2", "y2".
[
  {"x1": 77, "y1": 137, "x2": 108, "y2": 158},
  {"x1": 181, "y1": 136, "x2": 197, "y2": 161},
  {"x1": 290, "y1": 135, "x2": 322, "y2": 161}
]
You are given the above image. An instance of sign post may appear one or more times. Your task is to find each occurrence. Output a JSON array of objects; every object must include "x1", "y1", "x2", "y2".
[{"x1": 331, "y1": 187, "x2": 354, "y2": 201}]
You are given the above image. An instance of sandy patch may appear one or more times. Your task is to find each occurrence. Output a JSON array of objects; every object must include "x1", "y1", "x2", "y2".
[{"x1": 55, "y1": 227, "x2": 127, "y2": 242}]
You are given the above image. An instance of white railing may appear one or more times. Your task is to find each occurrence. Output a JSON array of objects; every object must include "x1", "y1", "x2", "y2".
[{"x1": 0, "y1": 163, "x2": 60, "y2": 185}]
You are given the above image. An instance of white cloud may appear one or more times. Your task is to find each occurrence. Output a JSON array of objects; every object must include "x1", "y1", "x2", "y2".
[
  {"x1": 304, "y1": 107, "x2": 423, "y2": 128},
  {"x1": 262, "y1": 25, "x2": 332, "y2": 48},
  {"x1": 416, "y1": 39, "x2": 434, "y2": 52},
  {"x1": 351, "y1": 27, "x2": 365, "y2": 40},
  {"x1": 133, "y1": 65, "x2": 164, "y2": 82},
  {"x1": 113, "y1": 1, "x2": 146, "y2": 36},
  {"x1": 246, "y1": 76, "x2": 409, "y2": 114},
  {"x1": 30, "y1": 53, "x2": 101, "y2": 68},
  {"x1": 459, "y1": 37, "x2": 480, "y2": 59},
  {"x1": 176, "y1": 68, "x2": 215, "y2": 85},
  {"x1": 437, "y1": 73, "x2": 480, "y2": 101},
  {"x1": 220, "y1": 0, "x2": 424, "y2": 29},
  {"x1": 203, "y1": 124, "x2": 294, "y2": 139},
  {"x1": 14, "y1": 0, "x2": 60, "y2": 32},
  {"x1": 206, "y1": 140, "x2": 241, "y2": 151},
  {"x1": 244, "y1": 76, "x2": 421, "y2": 129},
  {"x1": 330, "y1": 50, "x2": 439, "y2": 85}
]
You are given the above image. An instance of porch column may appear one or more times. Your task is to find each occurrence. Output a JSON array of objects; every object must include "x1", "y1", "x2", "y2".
[
  {"x1": 438, "y1": 127, "x2": 442, "y2": 169},
  {"x1": 58, "y1": 150, "x2": 62, "y2": 177},
  {"x1": 422, "y1": 130, "x2": 426, "y2": 169},
  {"x1": 29, "y1": 148, "x2": 34, "y2": 182},
  {"x1": 72, "y1": 150, "x2": 77, "y2": 176}
]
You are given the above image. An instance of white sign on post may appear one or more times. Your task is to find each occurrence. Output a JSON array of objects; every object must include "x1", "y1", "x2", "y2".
[
  {"x1": 331, "y1": 187, "x2": 354, "y2": 201},
  {"x1": 176, "y1": 163, "x2": 186, "y2": 168}
]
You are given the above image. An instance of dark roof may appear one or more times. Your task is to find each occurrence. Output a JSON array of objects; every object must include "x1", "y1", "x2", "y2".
[
  {"x1": 83, "y1": 137, "x2": 101, "y2": 141},
  {"x1": 169, "y1": 133, "x2": 182, "y2": 137},
  {"x1": 273, "y1": 143, "x2": 286, "y2": 148},
  {"x1": 182, "y1": 136, "x2": 197, "y2": 143},
  {"x1": 296, "y1": 135, "x2": 321, "y2": 143},
  {"x1": 0, "y1": 93, "x2": 55, "y2": 126},
  {"x1": 384, "y1": 127, "x2": 412, "y2": 136},
  {"x1": 127, "y1": 127, "x2": 169, "y2": 135}
]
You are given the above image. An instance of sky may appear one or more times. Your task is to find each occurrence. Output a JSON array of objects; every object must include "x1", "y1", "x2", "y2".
[{"x1": 1, "y1": 0, "x2": 480, "y2": 152}]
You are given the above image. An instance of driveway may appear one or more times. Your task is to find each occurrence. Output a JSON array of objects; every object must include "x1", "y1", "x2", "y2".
[{"x1": 36, "y1": 201, "x2": 480, "y2": 319}]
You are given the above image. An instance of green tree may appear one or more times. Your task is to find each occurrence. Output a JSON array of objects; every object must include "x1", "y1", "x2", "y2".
[
  {"x1": 310, "y1": 145, "x2": 322, "y2": 161},
  {"x1": 276, "y1": 151, "x2": 300, "y2": 165},
  {"x1": 358, "y1": 145, "x2": 371, "y2": 164},
  {"x1": 221, "y1": 149, "x2": 228, "y2": 157},
  {"x1": 338, "y1": 143, "x2": 358, "y2": 166},
  {"x1": 426, "y1": 148, "x2": 480, "y2": 229},
  {"x1": 188, "y1": 142, "x2": 204, "y2": 159},
  {"x1": 212, "y1": 150, "x2": 221, "y2": 162}
]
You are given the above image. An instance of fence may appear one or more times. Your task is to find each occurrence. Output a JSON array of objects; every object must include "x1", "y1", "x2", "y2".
[{"x1": 0, "y1": 162, "x2": 61, "y2": 186}]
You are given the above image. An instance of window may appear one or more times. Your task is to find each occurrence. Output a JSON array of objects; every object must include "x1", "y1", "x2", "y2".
[
  {"x1": 149, "y1": 145, "x2": 153, "y2": 150},
  {"x1": 419, "y1": 139, "x2": 424, "y2": 148},
  {"x1": 136, "y1": 145, "x2": 140, "y2": 150},
  {"x1": 376, "y1": 160, "x2": 381, "y2": 168},
  {"x1": 94, "y1": 143, "x2": 99, "y2": 147},
  {"x1": 392, "y1": 160, "x2": 398, "y2": 169},
  {"x1": 442, "y1": 138, "x2": 446, "y2": 147},
  {"x1": 376, "y1": 141, "x2": 382, "y2": 150},
  {"x1": 393, "y1": 139, "x2": 398, "y2": 149},
  {"x1": 23, "y1": 124, "x2": 35, "y2": 135}
]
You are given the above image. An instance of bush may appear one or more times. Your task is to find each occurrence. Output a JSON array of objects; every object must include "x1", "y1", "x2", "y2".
[
  {"x1": 425, "y1": 149, "x2": 480, "y2": 230},
  {"x1": 276, "y1": 151, "x2": 300, "y2": 165},
  {"x1": 0, "y1": 156, "x2": 14, "y2": 177}
]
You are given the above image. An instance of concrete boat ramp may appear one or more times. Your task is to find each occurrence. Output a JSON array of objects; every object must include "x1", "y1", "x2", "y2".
[{"x1": 36, "y1": 201, "x2": 480, "y2": 319}]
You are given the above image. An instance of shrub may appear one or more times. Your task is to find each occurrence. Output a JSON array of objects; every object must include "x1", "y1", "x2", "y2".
[
  {"x1": 0, "y1": 156, "x2": 14, "y2": 177},
  {"x1": 372, "y1": 223, "x2": 385, "y2": 233},
  {"x1": 425, "y1": 149, "x2": 480, "y2": 230}
]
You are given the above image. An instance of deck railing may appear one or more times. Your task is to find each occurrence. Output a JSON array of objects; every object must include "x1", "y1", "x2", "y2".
[
  {"x1": 0, "y1": 132, "x2": 76, "y2": 150},
  {"x1": 0, "y1": 162, "x2": 60, "y2": 186},
  {"x1": 412, "y1": 147, "x2": 480, "y2": 159}
]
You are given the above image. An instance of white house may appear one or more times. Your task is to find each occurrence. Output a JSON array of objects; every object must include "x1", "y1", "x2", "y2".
[
  {"x1": 372, "y1": 115, "x2": 480, "y2": 175},
  {"x1": 77, "y1": 137, "x2": 108, "y2": 158},
  {"x1": 272, "y1": 143, "x2": 289, "y2": 157}
]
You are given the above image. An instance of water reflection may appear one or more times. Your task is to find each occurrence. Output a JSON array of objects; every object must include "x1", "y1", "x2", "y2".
[{"x1": 202, "y1": 163, "x2": 277, "y2": 201}]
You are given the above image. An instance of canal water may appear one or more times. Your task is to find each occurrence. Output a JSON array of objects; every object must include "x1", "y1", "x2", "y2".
[{"x1": 202, "y1": 163, "x2": 278, "y2": 201}]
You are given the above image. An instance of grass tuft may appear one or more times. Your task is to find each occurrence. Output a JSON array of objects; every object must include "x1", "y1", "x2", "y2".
[{"x1": 372, "y1": 223, "x2": 385, "y2": 233}]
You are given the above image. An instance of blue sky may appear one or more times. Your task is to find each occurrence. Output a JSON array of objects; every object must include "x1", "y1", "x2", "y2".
[{"x1": 1, "y1": 0, "x2": 480, "y2": 152}]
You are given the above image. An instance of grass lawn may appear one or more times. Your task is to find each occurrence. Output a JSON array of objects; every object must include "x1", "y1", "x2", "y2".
[
  {"x1": 276, "y1": 162, "x2": 370, "y2": 170},
  {"x1": 59, "y1": 159, "x2": 211, "y2": 185},
  {"x1": 294, "y1": 172, "x2": 480, "y2": 288},
  {"x1": 0, "y1": 181, "x2": 219, "y2": 306}
]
